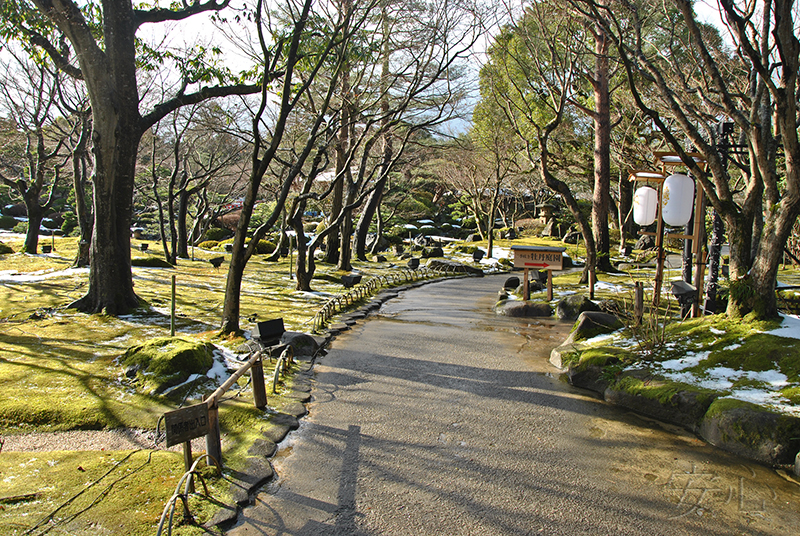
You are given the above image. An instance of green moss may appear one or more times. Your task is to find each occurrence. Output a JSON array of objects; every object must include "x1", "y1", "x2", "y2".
[
  {"x1": 704, "y1": 397, "x2": 762, "y2": 419},
  {"x1": 0, "y1": 449, "x2": 226, "y2": 536},
  {"x1": 121, "y1": 337, "x2": 215, "y2": 394},
  {"x1": 0, "y1": 241, "x2": 12, "y2": 254},
  {"x1": 132, "y1": 256, "x2": 175, "y2": 268},
  {"x1": 613, "y1": 375, "x2": 716, "y2": 406}
]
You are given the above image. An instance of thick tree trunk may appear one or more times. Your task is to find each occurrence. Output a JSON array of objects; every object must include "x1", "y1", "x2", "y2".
[
  {"x1": 23, "y1": 201, "x2": 43, "y2": 254},
  {"x1": 71, "y1": 129, "x2": 140, "y2": 314}
]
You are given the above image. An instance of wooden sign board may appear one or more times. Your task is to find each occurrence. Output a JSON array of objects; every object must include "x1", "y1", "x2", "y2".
[
  {"x1": 164, "y1": 403, "x2": 210, "y2": 447},
  {"x1": 511, "y1": 246, "x2": 565, "y2": 271}
]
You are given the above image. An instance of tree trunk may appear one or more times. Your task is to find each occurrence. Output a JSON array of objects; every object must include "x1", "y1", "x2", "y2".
[
  {"x1": 72, "y1": 115, "x2": 93, "y2": 268},
  {"x1": 592, "y1": 22, "x2": 613, "y2": 272},
  {"x1": 354, "y1": 176, "x2": 386, "y2": 260}
]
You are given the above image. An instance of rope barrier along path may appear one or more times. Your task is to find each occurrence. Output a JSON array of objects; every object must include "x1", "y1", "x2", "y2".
[{"x1": 307, "y1": 266, "x2": 473, "y2": 332}]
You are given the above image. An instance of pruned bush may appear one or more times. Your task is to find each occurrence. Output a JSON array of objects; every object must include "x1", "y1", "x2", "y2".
[
  {"x1": 198, "y1": 240, "x2": 220, "y2": 250},
  {"x1": 0, "y1": 215, "x2": 17, "y2": 230},
  {"x1": 248, "y1": 239, "x2": 276, "y2": 255},
  {"x1": 12, "y1": 222, "x2": 26, "y2": 234},
  {"x1": 204, "y1": 227, "x2": 232, "y2": 241}
]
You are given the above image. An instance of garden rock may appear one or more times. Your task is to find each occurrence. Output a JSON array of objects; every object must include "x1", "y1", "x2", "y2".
[
  {"x1": 634, "y1": 235, "x2": 656, "y2": 250},
  {"x1": 563, "y1": 311, "x2": 623, "y2": 345},
  {"x1": 422, "y1": 246, "x2": 444, "y2": 258},
  {"x1": 562, "y1": 231, "x2": 582, "y2": 244},
  {"x1": 281, "y1": 331, "x2": 321, "y2": 359},
  {"x1": 699, "y1": 399, "x2": 800, "y2": 466},
  {"x1": 556, "y1": 294, "x2": 601, "y2": 321},
  {"x1": 604, "y1": 373, "x2": 716, "y2": 431},
  {"x1": 495, "y1": 301, "x2": 552, "y2": 317},
  {"x1": 503, "y1": 276, "x2": 520, "y2": 289},
  {"x1": 120, "y1": 337, "x2": 215, "y2": 395}
]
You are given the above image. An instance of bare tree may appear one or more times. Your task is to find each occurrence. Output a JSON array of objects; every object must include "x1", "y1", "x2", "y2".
[{"x1": 0, "y1": 49, "x2": 66, "y2": 254}]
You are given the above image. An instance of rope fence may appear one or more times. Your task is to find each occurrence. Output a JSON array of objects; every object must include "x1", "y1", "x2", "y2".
[{"x1": 310, "y1": 264, "x2": 474, "y2": 332}]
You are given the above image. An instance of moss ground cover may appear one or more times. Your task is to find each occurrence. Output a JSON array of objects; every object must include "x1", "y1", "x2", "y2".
[{"x1": 0, "y1": 232, "x2": 476, "y2": 534}]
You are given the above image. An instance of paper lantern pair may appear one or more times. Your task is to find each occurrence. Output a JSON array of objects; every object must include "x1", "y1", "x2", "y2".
[{"x1": 633, "y1": 173, "x2": 695, "y2": 227}]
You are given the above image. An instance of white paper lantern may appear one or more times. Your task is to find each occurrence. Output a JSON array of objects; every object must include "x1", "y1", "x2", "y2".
[
  {"x1": 633, "y1": 186, "x2": 658, "y2": 226},
  {"x1": 661, "y1": 173, "x2": 695, "y2": 227}
]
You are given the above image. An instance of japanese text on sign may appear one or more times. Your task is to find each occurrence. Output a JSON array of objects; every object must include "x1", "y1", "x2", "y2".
[
  {"x1": 511, "y1": 247, "x2": 564, "y2": 270},
  {"x1": 164, "y1": 403, "x2": 210, "y2": 447}
]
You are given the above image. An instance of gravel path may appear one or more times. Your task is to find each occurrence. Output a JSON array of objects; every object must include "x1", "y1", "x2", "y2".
[{"x1": 1, "y1": 428, "x2": 205, "y2": 453}]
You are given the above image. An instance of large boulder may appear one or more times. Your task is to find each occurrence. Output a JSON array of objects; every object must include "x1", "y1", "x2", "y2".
[
  {"x1": 699, "y1": 398, "x2": 800, "y2": 465},
  {"x1": 495, "y1": 301, "x2": 552, "y2": 317},
  {"x1": 563, "y1": 311, "x2": 623, "y2": 345},
  {"x1": 422, "y1": 246, "x2": 444, "y2": 258},
  {"x1": 280, "y1": 331, "x2": 321, "y2": 359},
  {"x1": 556, "y1": 295, "x2": 601, "y2": 321},
  {"x1": 121, "y1": 337, "x2": 216, "y2": 395}
]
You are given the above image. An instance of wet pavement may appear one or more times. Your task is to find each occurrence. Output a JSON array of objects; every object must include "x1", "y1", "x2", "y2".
[{"x1": 227, "y1": 274, "x2": 800, "y2": 535}]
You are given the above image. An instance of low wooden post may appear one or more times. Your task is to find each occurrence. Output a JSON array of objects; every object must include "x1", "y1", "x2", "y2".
[
  {"x1": 589, "y1": 269, "x2": 596, "y2": 300},
  {"x1": 205, "y1": 403, "x2": 222, "y2": 468},
  {"x1": 182, "y1": 441, "x2": 195, "y2": 494},
  {"x1": 523, "y1": 268, "x2": 530, "y2": 301},
  {"x1": 634, "y1": 282, "x2": 644, "y2": 325},
  {"x1": 170, "y1": 275, "x2": 176, "y2": 337},
  {"x1": 547, "y1": 269, "x2": 554, "y2": 301},
  {"x1": 252, "y1": 357, "x2": 267, "y2": 409}
]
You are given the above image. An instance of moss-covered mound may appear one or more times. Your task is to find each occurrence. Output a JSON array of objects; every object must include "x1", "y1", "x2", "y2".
[
  {"x1": 0, "y1": 241, "x2": 13, "y2": 254},
  {"x1": 131, "y1": 256, "x2": 175, "y2": 268},
  {"x1": 121, "y1": 337, "x2": 216, "y2": 395}
]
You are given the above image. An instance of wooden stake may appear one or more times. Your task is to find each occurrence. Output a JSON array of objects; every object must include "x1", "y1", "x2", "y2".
[
  {"x1": 547, "y1": 270, "x2": 553, "y2": 301},
  {"x1": 523, "y1": 268, "x2": 530, "y2": 301},
  {"x1": 252, "y1": 357, "x2": 268, "y2": 409},
  {"x1": 183, "y1": 441, "x2": 195, "y2": 494}
]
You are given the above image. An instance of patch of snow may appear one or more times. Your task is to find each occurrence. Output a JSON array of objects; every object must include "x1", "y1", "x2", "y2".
[
  {"x1": 709, "y1": 327, "x2": 725, "y2": 335},
  {"x1": 0, "y1": 267, "x2": 88, "y2": 283},
  {"x1": 767, "y1": 313, "x2": 800, "y2": 340},
  {"x1": 594, "y1": 281, "x2": 627, "y2": 293},
  {"x1": 658, "y1": 350, "x2": 712, "y2": 372},
  {"x1": 722, "y1": 343, "x2": 742, "y2": 351}
]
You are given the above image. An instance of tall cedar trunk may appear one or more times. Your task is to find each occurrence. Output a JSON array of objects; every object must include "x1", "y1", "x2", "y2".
[
  {"x1": 617, "y1": 172, "x2": 632, "y2": 251},
  {"x1": 336, "y1": 185, "x2": 355, "y2": 271},
  {"x1": 354, "y1": 0, "x2": 391, "y2": 261},
  {"x1": 325, "y1": 0, "x2": 352, "y2": 265},
  {"x1": 592, "y1": 21, "x2": 612, "y2": 271},
  {"x1": 66, "y1": 0, "x2": 141, "y2": 314}
]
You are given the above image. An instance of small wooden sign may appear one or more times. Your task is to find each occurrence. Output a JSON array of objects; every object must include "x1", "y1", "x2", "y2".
[
  {"x1": 164, "y1": 403, "x2": 210, "y2": 447},
  {"x1": 511, "y1": 246, "x2": 565, "y2": 271}
]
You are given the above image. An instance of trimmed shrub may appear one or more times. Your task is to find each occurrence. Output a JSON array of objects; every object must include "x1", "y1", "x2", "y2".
[
  {"x1": 0, "y1": 215, "x2": 17, "y2": 230},
  {"x1": 204, "y1": 227, "x2": 232, "y2": 241},
  {"x1": 13, "y1": 222, "x2": 27, "y2": 234},
  {"x1": 197, "y1": 240, "x2": 220, "y2": 250}
]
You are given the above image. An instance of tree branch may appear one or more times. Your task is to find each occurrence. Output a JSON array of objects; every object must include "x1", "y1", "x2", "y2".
[
  {"x1": 134, "y1": 0, "x2": 231, "y2": 28},
  {"x1": 139, "y1": 82, "x2": 265, "y2": 134}
]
